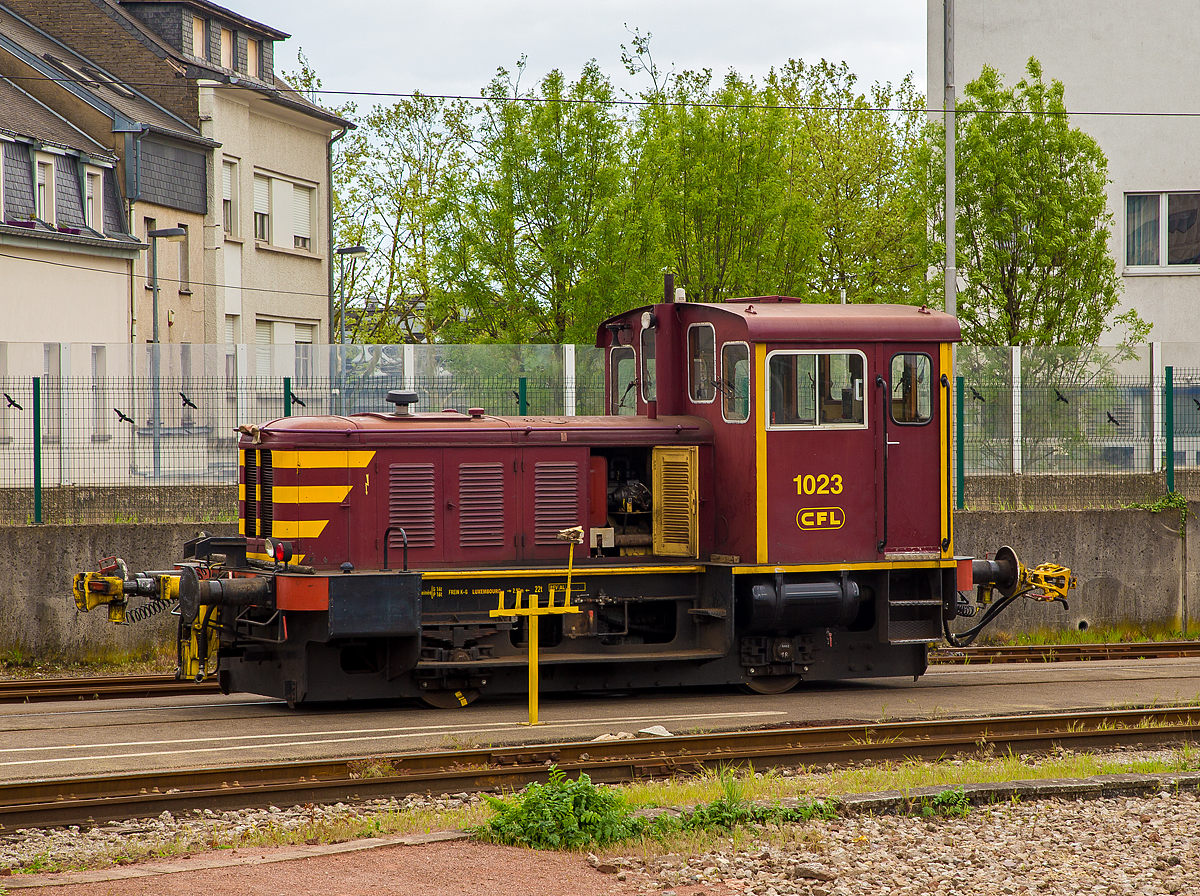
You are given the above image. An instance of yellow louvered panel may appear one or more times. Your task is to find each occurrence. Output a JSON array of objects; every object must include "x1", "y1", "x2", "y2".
[{"x1": 653, "y1": 446, "x2": 698, "y2": 558}]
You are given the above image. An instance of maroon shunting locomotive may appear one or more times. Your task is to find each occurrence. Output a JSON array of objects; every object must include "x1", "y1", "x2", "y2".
[{"x1": 74, "y1": 292, "x2": 1073, "y2": 706}]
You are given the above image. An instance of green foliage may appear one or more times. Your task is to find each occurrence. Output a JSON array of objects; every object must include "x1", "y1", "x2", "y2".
[
  {"x1": 1127, "y1": 491, "x2": 1188, "y2": 534},
  {"x1": 679, "y1": 769, "x2": 836, "y2": 831},
  {"x1": 475, "y1": 767, "x2": 643, "y2": 849},
  {"x1": 918, "y1": 787, "x2": 971, "y2": 818},
  {"x1": 927, "y1": 58, "x2": 1149, "y2": 347}
]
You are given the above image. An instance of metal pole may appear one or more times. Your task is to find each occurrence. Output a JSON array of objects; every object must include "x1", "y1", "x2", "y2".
[
  {"x1": 284, "y1": 376, "x2": 292, "y2": 418},
  {"x1": 150, "y1": 235, "x2": 161, "y2": 480},
  {"x1": 956, "y1": 376, "x2": 965, "y2": 509},
  {"x1": 944, "y1": 0, "x2": 956, "y2": 319},
  {"x1": 338, "y1": 253, "x2": 345, "y2": 417},
  {"x1": 527, "y1": 597, "x2": 539, "y2": 726},
  {"x1": 1166, "y1": 366, "x2": 1175, "y2": 493},
  {"x1": 32, "y1": 377, "x2": 41, "y2": 524},
  {"x1": 518, "y1": 376, "x2": 528, "y2": 415}
]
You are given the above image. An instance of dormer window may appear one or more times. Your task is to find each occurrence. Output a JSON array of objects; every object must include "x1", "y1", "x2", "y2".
[
  {"x1": 221, "y1": 28, "x2": 233, "y2": 69},
  {"x1": 36, "y1": 160, "x2": 52, "y2": 224},
  {"x1": 192, "y1": 16, "x2": 206, "y2": 59},
  {"x1": 246, "y1": 39, "x2": 259, "y2": 78}
]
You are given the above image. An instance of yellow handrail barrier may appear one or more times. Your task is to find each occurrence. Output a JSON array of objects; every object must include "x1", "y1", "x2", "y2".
[{"x1": 489, "y1": 526, "x2": 584, "y2": 725}]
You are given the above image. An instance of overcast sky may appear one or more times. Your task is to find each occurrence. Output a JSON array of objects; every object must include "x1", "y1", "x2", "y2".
[{"x1": 232, "y1": 0, "x2": 927, "y2": 106}]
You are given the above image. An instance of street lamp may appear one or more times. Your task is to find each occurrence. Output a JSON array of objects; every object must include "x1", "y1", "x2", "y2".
[
  {"x1": 147, "y1": 227, "x2": 186, "y2": 480},
  {"x1": 336, "y1": 245, "x2": 368, "y2": 346},
  {"x1": 336, "y1": 245, "x2": 367, "y2": 417}
]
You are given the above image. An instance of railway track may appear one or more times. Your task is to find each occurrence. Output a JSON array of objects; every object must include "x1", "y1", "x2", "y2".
[
  {"x1": 0, "y1": 674, "x2": 219, "y2": 704},
  {"x1": 3, "y1": 705, "x2": 1198, "y2": 829},
  {"x1": 930, "y1": 641, "x2": 1200, "y2": 664},
  {"x1": 0, "y1": 641, "x2": 1195, "y2": 703}
]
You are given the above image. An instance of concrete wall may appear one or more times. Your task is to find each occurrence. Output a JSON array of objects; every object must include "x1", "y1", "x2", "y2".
[
  {"x1": 954, "y1": 506, "x2": 1191, "y2": 636},
  {"x1": 0, "y1": 522, "x2": 236, "y2": 660},
  {"x1": 3, "y1": 508, "x2": 1195, "y2": 660}
]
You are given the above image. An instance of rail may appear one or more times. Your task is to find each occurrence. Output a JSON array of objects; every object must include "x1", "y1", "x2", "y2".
[
  {"x1": 1, "y1": 706, "x2": 1198, "y2": 828},
  {"x1": 0, "y1": 675, "x2": 219, "y2": 704},
  {"x1": 930, "y1": 641, "x2": 1200, "y2": 664}
]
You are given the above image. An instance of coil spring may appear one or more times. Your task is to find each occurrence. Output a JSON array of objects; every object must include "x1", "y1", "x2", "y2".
[
  {"x1": 955, "y1": 593, "x2": 978, "y2": 618},
  {"x1": 124, "y1": 598, "x2": 172, "y2": 625}
]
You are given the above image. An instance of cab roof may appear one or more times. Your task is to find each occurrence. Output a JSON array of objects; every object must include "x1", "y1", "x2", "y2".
[{"x1": 596, "y1": 298, "x2": 962, "y2": 345}]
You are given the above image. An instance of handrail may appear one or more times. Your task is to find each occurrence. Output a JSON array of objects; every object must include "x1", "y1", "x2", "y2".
[
  {"x1": 876, "y1": 373, "x2": 888, "y2": 553},
  {"x1": 941, "y1": 372, "x2": 952, "y2": 552},
  {"x1": 382, "y1": 526, "x2": 408, "y2": 572}
]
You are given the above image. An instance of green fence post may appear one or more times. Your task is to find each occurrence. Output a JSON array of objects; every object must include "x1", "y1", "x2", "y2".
[
  {"x1": 955, "y1": 376, "x2": 965, "y2": 510},
  {"x1": 32, "y1": 376, "x2": 42, "y2": 525},
  {"x1": 1166, "y1": 366, "x2": 1174, "y2": 494},
  {"x1": 518, "y1": 376, "x2": 528, "y2": 415},
  {"x1": 283, "y1": 377, "x2": 292, "y2": 418}
]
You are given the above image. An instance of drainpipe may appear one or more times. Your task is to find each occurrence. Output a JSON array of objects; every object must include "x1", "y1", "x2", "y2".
[{"x1": 327, "y1": 126, "x2": 347, "y2": 345}]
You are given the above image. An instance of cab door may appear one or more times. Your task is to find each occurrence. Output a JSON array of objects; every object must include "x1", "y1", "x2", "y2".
[
  {"x1": 875, "y1": 345, "x2": 945, "y2": 555},
  {"x1": 762, "y1": 347, "x2": 878, "y2": 564}
]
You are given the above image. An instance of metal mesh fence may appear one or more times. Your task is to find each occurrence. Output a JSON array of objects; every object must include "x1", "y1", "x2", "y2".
[{"x1": 4, "y1": 340, "x2": 1198, "y2": 522}]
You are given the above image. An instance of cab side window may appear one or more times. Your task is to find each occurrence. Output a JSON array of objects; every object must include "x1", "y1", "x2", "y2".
[
  {"x1": 721, "y1": 342, "x2": 750, "y2": 422},
  {"x1": 688, "y1": 324, "x2": 716, "y2": 402},
  {"x1": 640, "y1": 327, "x2": 657, "y2": 402},
  {"x1": 890, "y1": 353, "x2": 932, "y2": 424},
  {"x1": 611, "y1": 346, "x2": 637, "y2": 415}
]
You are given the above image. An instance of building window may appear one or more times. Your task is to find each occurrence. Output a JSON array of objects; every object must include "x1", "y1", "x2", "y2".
[
  {"x1": 255, "y1": 319, "x2": 273, "y2": 377},
  {"x1": 222, "y1": 160, "x2": 237, "y2": 235},
  {"x1": 253, "y1": 174, "x2": 269, "y2": 241},
  {"x1": 292, "y1": 184, "x2": 312, "y2": 250},
  {"x1": 296, "y1": 323, "x2": 314, "y2": 385},
  {"x1": 85, "y1": 172, "x2": 101, "y2": 230},
  {"x1": 1126, "y1": 192, "x2": 1200, "y2": 267},
  {"x1": 766, "y1": 350, "x2": 866, "y2": 429},
  {"x1": 221, "y1": 28, "x2": 234, "y2": 69},
  {"x1": 192, "y1": 16, "x2": 206, "y2": 58},
  {"x1": 246, "y1": 39, "x2": 259, "y2": 78},
  {"x1": 36, "y1": 161, "x2": 52, "y2": 223},
  {"x1": 178, "y1": 224, "x2": 190, "y2": 292}
]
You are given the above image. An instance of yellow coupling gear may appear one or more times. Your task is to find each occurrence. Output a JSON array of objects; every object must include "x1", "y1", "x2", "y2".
[
  {"x1": 72, "y1": 563, "x2": 180, "y2": 624},
  {"x1": 1022, "y1": 563, "x2": 1078, "y2": 603}
]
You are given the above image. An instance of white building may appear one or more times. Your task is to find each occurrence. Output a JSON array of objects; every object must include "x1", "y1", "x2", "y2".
[{"x1": 928, "y1": 1, "x2": 1200, "y2": 341}]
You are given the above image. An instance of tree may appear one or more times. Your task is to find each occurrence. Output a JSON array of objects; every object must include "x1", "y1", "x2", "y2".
[
  {"x1": 928, "y1": 58, "x2": 1149, "y2": 346},
  {"x1": 446, "y1": 59, "x2": 631, "y2": 344},
  {"x1": 770, "y1": 60, "x2": 930, "y2": 304}
]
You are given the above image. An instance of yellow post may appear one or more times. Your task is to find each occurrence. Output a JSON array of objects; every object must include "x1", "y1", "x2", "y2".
[
  {"x1": 488, "y1": 527, "x2": 585, "y2": 726},
  {"x1": 527, "y1": 606, "x2": 539, "y2": 725}
]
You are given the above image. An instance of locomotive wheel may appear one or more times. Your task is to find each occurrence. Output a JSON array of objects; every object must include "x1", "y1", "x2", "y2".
[
  {"x1": 740, "y1": 675, "x2": 801, "y2": 695},
  {"x1": 420, "y1": 688, "x2": 481, "y2": 709}
]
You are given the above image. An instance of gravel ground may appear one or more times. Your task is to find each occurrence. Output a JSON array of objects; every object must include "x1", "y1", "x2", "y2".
[{"x1": 4, "y1": 756, "x2": 1200, "y2": 895}]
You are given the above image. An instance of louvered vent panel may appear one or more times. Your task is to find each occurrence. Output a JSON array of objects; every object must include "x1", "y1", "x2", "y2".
[
  {"x1": 244, "y1": 449, "x2": 257, "y2": 537},
  {"x1": 259, "y1": 450, "x2": 273, "y2": 538},
  {"x1": 652, "y1": 446, "x2": 698, "y2": 557},
  {"x1": 534, "y1": 461, "x2": 579, "y2": 544},
  {"x1": 659, "y1": 459, "x2": 692, "y2": 544},
  {"x1": 459, "y1": 463, "x2": 505, "y2": 547},
  {"x1": 389, "y1": 463, "x2": 436, "y2": 548}
]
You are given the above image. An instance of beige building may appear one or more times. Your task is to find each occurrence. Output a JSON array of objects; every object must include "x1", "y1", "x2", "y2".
[
  {"x1": 928, "y1": 1, "x2": 1200, "y2": 343},
  {"x1": 6, "y1": 0, "x2": 350, "y2": 367}
]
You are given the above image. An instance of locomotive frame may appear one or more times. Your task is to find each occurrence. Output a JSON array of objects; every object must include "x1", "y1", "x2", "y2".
[{"x1": 74, "y1": 290, "x2": 1073, "y2": 707}]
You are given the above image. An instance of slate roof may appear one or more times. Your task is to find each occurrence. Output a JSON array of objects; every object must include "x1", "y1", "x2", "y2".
[{"x1": 0, "y1": 3, "x2": 202, "y2": 140}]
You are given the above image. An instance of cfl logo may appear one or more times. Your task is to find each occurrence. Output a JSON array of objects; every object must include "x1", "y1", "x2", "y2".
[{"x1": 797, "y1": 507, "x2": 845, "y2": 530}]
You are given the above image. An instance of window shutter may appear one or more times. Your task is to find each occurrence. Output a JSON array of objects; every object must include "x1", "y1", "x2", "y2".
[
  {"x1": 292, "y1": 185, "x2": 311, "y2": 239},
  {"x1": 652, "y1": 446, "x2": 698, "y2": 558},
  {"x1": 253, "y1": 175, "x2": 269, "y2": 214},
  {"x1": 223, "y1": 162, "x2": 233, "y2": 202},
  {"x1": 295, "y1": 323, "x2": 314, "y2": 344},
  {"x1": 225, "y1": 316, "x2": 236, "y2": 345},
  {"x1": 255, "y1": 320, "x2": 272, "y2": 376}
]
